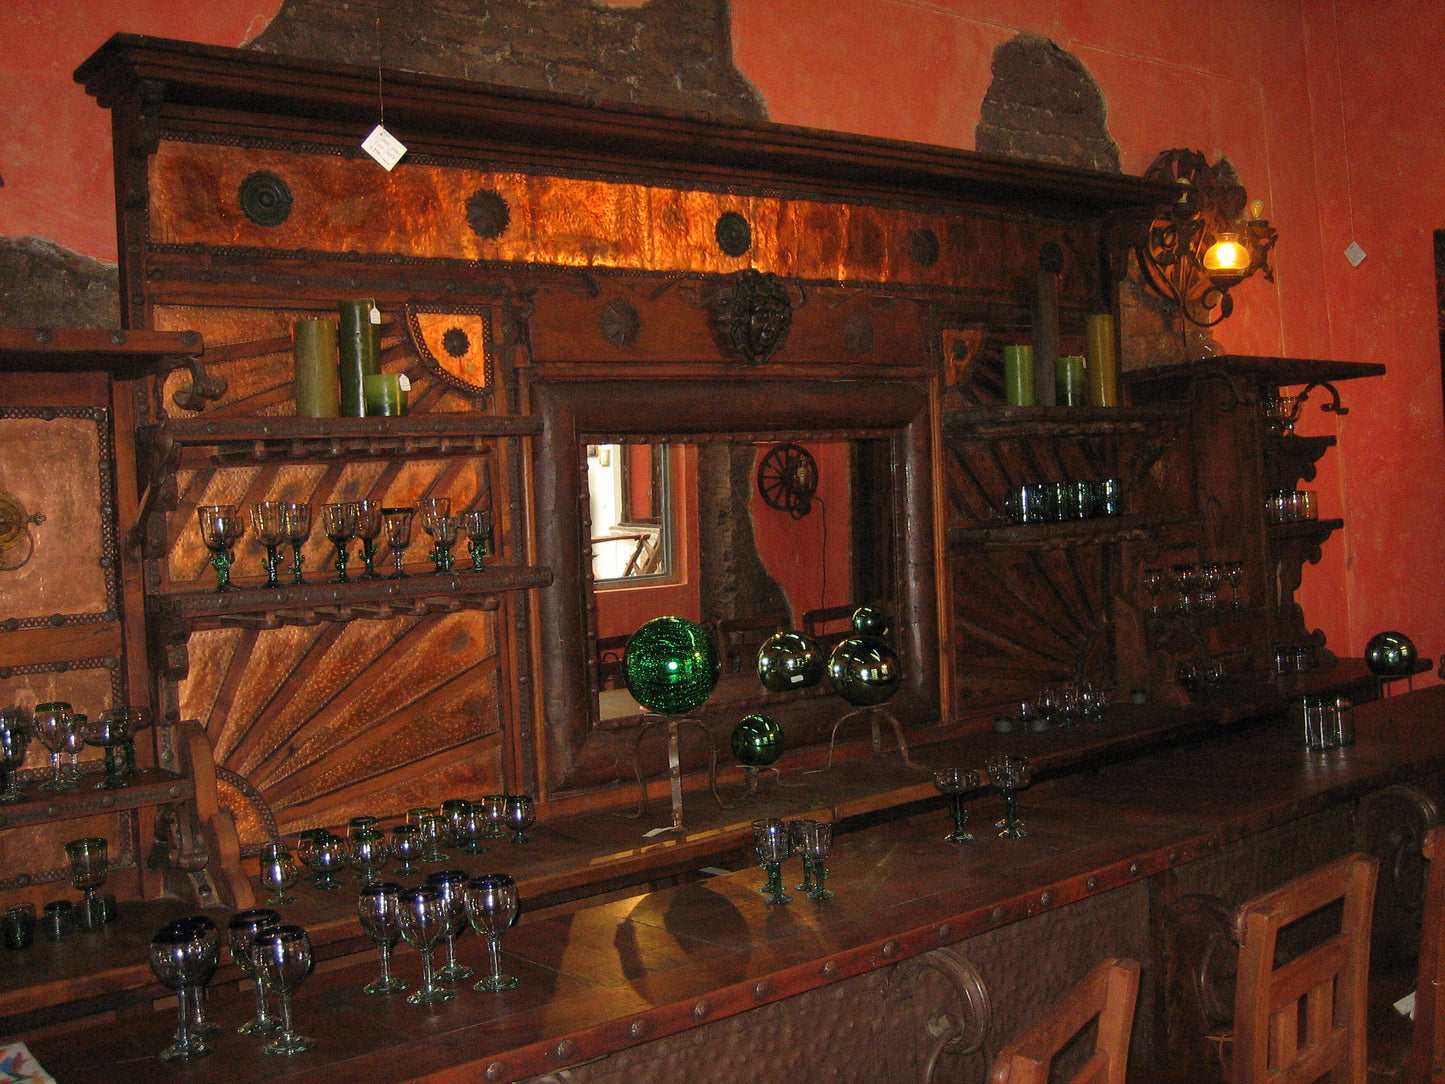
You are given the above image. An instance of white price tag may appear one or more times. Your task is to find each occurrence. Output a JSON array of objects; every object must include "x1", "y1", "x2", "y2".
[
  {"x1": 397, "y1": 374, "x2": 411, "y2": 392},
  {"x1": 361, "y1": 124, "x2": 407, "y2": 171},
  {"x1": 369, "y1": 304, "x2": 382, "y2": 324}
]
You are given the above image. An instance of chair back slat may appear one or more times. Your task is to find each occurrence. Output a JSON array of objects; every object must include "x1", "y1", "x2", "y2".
[{"x1": 991, "y1": 957, "x2": 1140, "y2": 1084}]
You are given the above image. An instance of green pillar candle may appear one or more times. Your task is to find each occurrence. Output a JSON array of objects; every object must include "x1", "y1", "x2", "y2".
[
  {"x1": 293, "y1": 318, "x2": 340, "y2": 418},
  {"x1": 1002, "y1": 345, "x2": 1035, "y2": 406},
  {"x1": 1084, "y1": 313, "x2": 1119, "y2": 407},
  {"x1": 363, "y1": 373, "x2": 406, "y2": 417},
  {"x1": 338, "y1": 299, "x2": 381, "y2": 417},
  {"x1": 1055, "y1": 355, "x2": 1086, "y2": 407}
]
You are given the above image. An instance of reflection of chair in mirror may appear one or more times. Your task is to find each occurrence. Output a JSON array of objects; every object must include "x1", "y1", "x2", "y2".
[
  {"x1": 990, "y1": 957, "x2": 1140, "y2": 1084},
  {"x1": 596, "y1": 634, "x2": 629, "y2": 691},
  {"x1": 803, "y1": 603, "x2": 856, "y2": 652},
  {"x1": 716, "y1": 613, "x2": 791, "y2": 674}
]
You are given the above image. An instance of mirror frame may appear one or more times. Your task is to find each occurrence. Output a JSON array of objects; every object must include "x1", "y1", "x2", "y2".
[{"x1": 532, "y1": 376, "x2": 939, "y2": 799}]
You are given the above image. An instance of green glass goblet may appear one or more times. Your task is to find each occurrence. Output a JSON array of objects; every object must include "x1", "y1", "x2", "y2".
[
  {"x1": 321, "y1": 501, "x2": 358, "y2": 584},
  {"x1": 801, "y1": 820, "x2": 835, "y2": 900},
  {"x1": 753, "y1": 818, "x2": 791, "y2": 905},
  {"x1": 933, "y1": 767, "x2": 981, "y2": 843},
  {"x1": 461, "y1": 509, "x2": 493, "y2": 571},
  {"x1": 465, "y1": 873, "x2": 521, "y2": 992},
  {"x1": 250, "y1": 501, "x2": 288, "y2": 589},
  {"x1": 281, "y1": 501, "x2": 311, "y2": 586},
  {"x1": 987, "y1": 754, "x2": 1032, "y2": 839},
  {"x1": 197, "y1": 505, "x2": 243, "y2": 592},
  {"x1": 382, "y1": 507, "x2": 414, "y2": 579},
  {"x1": 353, "y1": 499, "x2": 384, "y2": 579}
]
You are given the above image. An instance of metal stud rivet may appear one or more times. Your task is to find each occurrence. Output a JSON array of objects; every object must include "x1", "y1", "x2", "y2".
[
  {"x1": 692, "y1": 999, "x2": 710, "y2": 1019},
  {"x1": 484, "y1": 1062, "x2": 508, "y2": 1082},
  {"x1": 554, "y1": 1039, "x2": 576, "y2": 1060},
  {"x1": 753, "y1": 979, "x2": 771, "y2": 999},
  {"x1": 821, "y1": 960, "x2": 838, "y2": 978},
  {"x1": 1086, "y1": 876, "x2": 1099, "y2": 891},
  {"x1": 881, "y1": 940, "x2": 898, "y2": 959}
]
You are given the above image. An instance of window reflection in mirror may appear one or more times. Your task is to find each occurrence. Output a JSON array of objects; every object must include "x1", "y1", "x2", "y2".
[{"x1": 588, "y1": 443, "x2": 673, "y2": 581}]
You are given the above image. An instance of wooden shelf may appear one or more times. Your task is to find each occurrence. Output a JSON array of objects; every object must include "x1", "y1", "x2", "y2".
[
  {"x1": 0, "y1": 769, "x2": 193, "y2": 831},
  {"x1": 139, "y1": 413, "x2": 541, "y2": 467},
  {"x1": 1268, "y1": 517, "x2": 1343, "y2": 545},
  {"x1": 0, "y1": 327, "x2": 203, "y2": 376},
  {"x1": 948, "y1": 512, "x2": 1183, "y2": 549},
  {"x1": 1125, "y1": 355, "x2": 1387, "y2": 390},
  {"x1": 147, "y1": 564, "x2": 553, "y2": 632},
  {"x1": 941, "y1": 403, "x2": 1187, "y2": 440}
]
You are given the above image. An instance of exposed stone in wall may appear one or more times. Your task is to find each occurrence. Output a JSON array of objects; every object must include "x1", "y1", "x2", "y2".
[
  {"x1": 0, "y1": 236, "x2": 119, "y2": 329},
  {"x1": 248, "y1": 0, "x2": 766, "y2": 122},
  {"x1": 976, "y1": 33, "x2": 1120, "y2": 174}
]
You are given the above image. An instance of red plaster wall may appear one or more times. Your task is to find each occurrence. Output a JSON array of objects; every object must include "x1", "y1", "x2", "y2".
[{"x1": 5, "y1": 0, "x2": 1441, "y2": 671}]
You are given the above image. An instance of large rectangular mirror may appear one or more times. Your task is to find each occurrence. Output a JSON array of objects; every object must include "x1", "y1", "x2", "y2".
[{"x1": 532, "y1": 377, "x2": 938, "y2": 800}]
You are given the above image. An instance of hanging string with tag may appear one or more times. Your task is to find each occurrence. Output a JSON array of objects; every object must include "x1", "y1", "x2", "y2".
[{"x1": 360, "y1": 11, "x2": 407, "y2": 171}]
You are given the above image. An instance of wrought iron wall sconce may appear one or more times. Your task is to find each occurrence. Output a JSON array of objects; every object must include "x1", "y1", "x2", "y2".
[{"x1": 1137, "y1": 149, "x2": 1278, "y2": 328}]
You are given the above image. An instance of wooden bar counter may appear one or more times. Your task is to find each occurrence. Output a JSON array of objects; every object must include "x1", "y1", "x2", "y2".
[{"x1": 23, "y1": 684, "x2": 1445, "y2": 1083}]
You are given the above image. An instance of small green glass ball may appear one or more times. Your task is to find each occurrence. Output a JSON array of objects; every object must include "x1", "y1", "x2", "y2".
[
  {"x1": 828, "y1": 636, "x2": 902, "y2": 706},
  {"x1": 623, "y1": 616, "x2": 720, "y2": 715},
  {"x1": 1365, "y1": 631, "x2": 1417, "y2": 677},
  {"x1": 731, "y1": 713, "x2": 784, "y2": 767},
  {"x1": 756, "y1": 631, "x2": 825, "y2": 692},
  {"x1": 851, "y1": 605, "x2": 890, "y2": 638}
]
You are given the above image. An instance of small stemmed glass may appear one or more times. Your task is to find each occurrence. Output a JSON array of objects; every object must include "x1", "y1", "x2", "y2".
[
  {"x1": 426, "y1": 870, "x2": 476, "y2": 984},
  {"x1": 282, "y1": 501, "x2": 312, "y2": 586},
  {"x1": 253, "y1": 924, "x2": 315, "y2": 1056},
  {"x1": 392, "y1": 824, "x2": 424, "y2": 876},
  {"x1": 987, "y1": 754, "x2": 1032, "y2": 839},
  {"x1": 454, "y1": 804, "x2": 489, "y2": 857},
  {"x1": 179, "y1": 916, "x2": 223, "y2": 1043},
  {"x1": 321, "y1": 501, "x2": 358, "y2": 583},
  {"x1": 482, "y1": 795, "x2": 509, "y2": 840},
  {"x1": 933, "y1": 767, "x2": 982, "y2": 843},
  {"x1": 32, "y1": 701, "x2": 74, "y2": 792},
  {"x1": 1225, "y1": 560, "x2": 1245, "y2": 608},
  {"x1": 430, "y1": 515, "x2": 459, "y2": 574},
  {"x1": 461, "y1": 509, "x2": 493, "y2": 571},
  {"x1": 299, "y1": 830, "x2": 346, "y2": 890},
  {"x1": 800, "y1": 821, "x2": 834, "y2": 900},
  {"x1": 505, "y1": 795, "x2": 535, "y2": 844},
  {"x1": 1142, "y1": 568, "x2": 1167, "y2": 616},
  {"x1": 250, "y1": 501, "x2": 288, "y2": 589},
  {"x1": 466, "y1": 873, "x2": 521, "y2": 992},
  {"x1": 80, "y1": 706, "x2": 149, "y2": 789},
  {"x1": 789, "y1": 819, "x2": 816, "y2": 894},
  {"x1": 419, "y1": 497, "x2": 451, "y2": 567},
  {"x1": 353, "y1": 500, "x2": 384, "y2": 579},
  {"x1": 382, "y1": 507, "x2": 414, "y2": 579},
  {"x1": 357, "y1": 881, "x2": 409, "y2": 996},
  {"x1": 0, "y1": 707, "x2": 30, "y2": 802},
  {"x1": 398, "y1": 885, "x2": 454, "y2": 1006},
  {"x1": 228, "y1": 907, "x2": 281, "y2": 1036},
  {"x1": 753, "y1": 818, "x2": 792, "y2": 905},
  {"x1": 259, "y1": 842, "x2": 300, "y2": 906},
  {"x1": 349, "y1": 826, "x2": 390, "y2": 883},
  {"x1": 65, "y1": 837, "x2": 109, "y2": 929},
  {"x1": 149, "y1": 920, "x2": 219, "y2": 1062},
  {"x1": 197, "y1": 505, "x2": 243, "y2": 592}
]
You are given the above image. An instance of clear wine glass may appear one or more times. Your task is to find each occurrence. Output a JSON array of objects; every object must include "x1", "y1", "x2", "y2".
[
  {"x1": 801, "y1": 820, "x2": 835, "y2": 900},
  {"x1": 753, "y1": 818, "x2": 791, "y2": 905},
  {"x1": 149, "y1": 920, "x2": 219, "y2": 1061},
  {"x1": 426, "y1": 870, "x2": 476, "y2": 983},
  {"x1": 321, "y1": 501, "x2": 358, "y2": 583},
  {"x1": 392, "y1": 824, "x2": 424, "y2": 876},
  {"x1": 282, "y1": 501, "x2": 312, "y2": 586},
  {"x1": 250, "y1": 501, "x2": 288, "y2": 589},
  {"x1": 419, "y1": 813, "x2": 450, "y2": 864},
  {"x1": 460, "y1": 508, "x2": 492, "y2": 571},
  {"x1": 481, "y1": 794, "x2": 509, "y2": 840},
  {"x1": 430, "y1": 514, "x2": 459, "y2": 574},
  {"x1": 65, "y1": 837, "x2": 108, "y2": 930},
  {"x1": 1198, "y1": 562, "x2": 1223, "y2": 611},
  {"x1": 254, "y1": 924, "x2": 316, "y2": 1055},
  {"x1": 1225, "y1": 560, "x2": 1245, "y2": 608},
  {"x1": 933, "y1": 767, "x2": 981, "y2": 843},
  {"x1": 505, "y1": 795, "x2": 535, "y2": 844},
  {"x1": 178, "y1": 915, "x2": 222, "y2": 1042},
  {"x1": 1170, "y1": 563, "x2": 1197, "y2": 614},
  {"x1": 1142, "y1": 567, "x2": 1167, "y2": 616},
  {"x1": 32, "y1": 701, "x2": 73, "y2": 792},
  {"x1": 986, "y1": 754, "x2": 1032, "y2": 839},
  {"x1": 418, "y1": 496, "x2": 451, "y2": 569},
  {"x1": 0, "y1": 707, "x2": 30, "y2": 801},
  {"x1": 454, "y1": 804, "x2": 488, "y2": 857},
  {"x1": 300, "y1": 830, "x2": 346, "y2": 890},
  {"x1": 197, "y1": 504, "x2": 243, "y2": 592},
  {"x1": 352, "y1": 499, "x2": 384, "y2": 579},
  {"x1": 60, "y1": 712, "x2": 87, "y2": 787},
  {"x1": 228, "y1": 907, "x2": 281, "y2": 1035},
  {"x1": 258, "y1": 842, "x2": 300, "y2": 906},
  {"x1": 382, "y1": 507, "x2": 415, "y2": 579},
  {"x1": 465, "y1": 873, "x2": 520, "y2": 992},
  {"x1": 398, "y1": 886, "x2": 455, "y2": 1006},
  {"x1": 349, "y1": 826, "x2": 389, "y2": 883},
  {"x1": 788, "y1": 819, "x2": 816, "y2": 894},
  {"x1": 357, "y1": 881, "x2": 409, "y2": 996}
]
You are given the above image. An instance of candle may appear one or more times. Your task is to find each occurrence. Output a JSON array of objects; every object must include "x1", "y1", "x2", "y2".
[
  {"x1": 338, "y1": 299, "x2": 381, "y2": 417},
  {"x1": 1002, "y1": 345, "x2": 1035, "y2": 406},
  {"x1": 1055, "y1": 355, "x2": 1086, "y2": 407},
  {"x1": 363, "y1": 373, "x2": 406, "y2": 417},
  {"x1": 1084, "y1": 313, "x2": 1119, "y2": 407},
  {"x1": 293, "y1": 318, "x2": 340, "y2": 418}
]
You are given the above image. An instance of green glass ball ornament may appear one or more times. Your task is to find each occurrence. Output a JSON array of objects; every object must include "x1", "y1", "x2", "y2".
[
  {"x1": 756, "y1": 631, "x2": 825, "y2": 693},
  {"x1": 730, "y1": 713, "x2": 784, "y2": 768},
  {"x1": 1365, "y1": 631, "x2": 1417, "y2": 677},
  {"x1": 828, "y1": 636, "x2": 902, "y2": 707},
  {"x1": 851, "y1": 605, "x2": 890, "y2": 638},
  {"x1": 623, "y1": 616, "x2": 720, "y2": 715}
]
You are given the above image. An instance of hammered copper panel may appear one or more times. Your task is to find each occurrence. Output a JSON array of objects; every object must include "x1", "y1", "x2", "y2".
[
  {"x1": 148, "y1": 143, "x2": 1100, "y2": 297},
  {"x1": 0, "y1": 414, "x2": 108, "y2": 620}
]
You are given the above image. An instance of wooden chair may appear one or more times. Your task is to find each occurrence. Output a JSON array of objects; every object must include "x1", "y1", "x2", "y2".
[
  {"x1": 1396, "y1": 826, "x2": 1445, "y2": 1084},
  {"x1": 1232, "y1": 852, "x2": 1379, "y2": 1084},
  {"x1": 991, "y1": 957, "x2": 1141, "y2": 1084},
  {"x1": 802, "y1": 603, "x2": 856, "y2": 652},
  {"x1": 715, "y1": 613, "x2": 790, "y2": 673}
]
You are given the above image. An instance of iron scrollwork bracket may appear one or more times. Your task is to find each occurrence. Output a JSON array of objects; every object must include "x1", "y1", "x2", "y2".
[
  {"x1": 1294, "y1": 380, "x2": 1348, "y2": 417},
  {"x1": 883, "y1": 947, "x2": 992, "y2": 1084}
]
